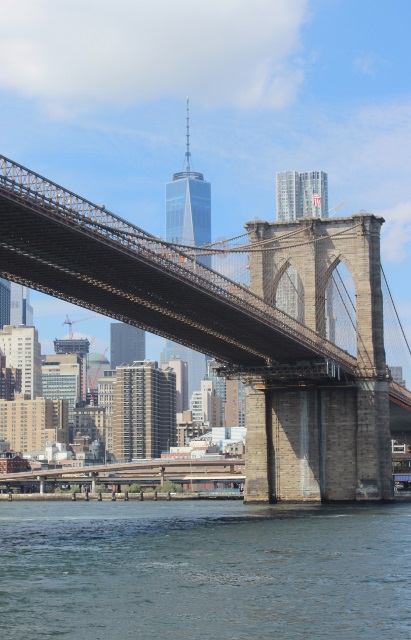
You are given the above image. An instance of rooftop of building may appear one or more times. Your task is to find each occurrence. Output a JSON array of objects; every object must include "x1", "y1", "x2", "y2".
[{"x1": 88, "y1": 352, "x2": 109, "y2": 364}]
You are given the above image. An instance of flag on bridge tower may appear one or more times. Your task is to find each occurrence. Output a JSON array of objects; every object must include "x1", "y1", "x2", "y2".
[{"x1": 313, "y1": 192, "x2": 322, "y2": 207}]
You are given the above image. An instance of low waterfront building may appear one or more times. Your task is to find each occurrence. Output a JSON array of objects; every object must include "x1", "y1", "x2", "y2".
[{"x1": 0, "y1": 451, "x2": 28, "y2": 473}]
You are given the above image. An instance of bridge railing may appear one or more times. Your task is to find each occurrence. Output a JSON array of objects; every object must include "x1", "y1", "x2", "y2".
[
  {"x1": 389, "y1": 380, "x2": 411, "y2": 407},
  {"x1": 0, "y1": 154, "x2": 359, "y2": 374},
  {"x1": 0, "y1": 155, "x2": 155, "y2": 243}
]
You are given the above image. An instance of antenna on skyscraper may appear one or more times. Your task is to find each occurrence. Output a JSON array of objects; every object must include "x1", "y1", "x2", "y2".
[{"x1": 185, "y1": 96, "x2": 191, "y2": 174}]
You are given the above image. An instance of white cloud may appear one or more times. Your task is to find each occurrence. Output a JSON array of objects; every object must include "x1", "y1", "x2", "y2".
[
  {"x1": 246, "y1": 98, "x2": 411, "y2": 215},
  {"x1": 353, "y1": 53, "x2": 379, "y2": 75},
  {"x1": 0, "y1": 0, "x2": 308, "y2": 116},
  {"x1": 380, "y1": 202, "x2": 411, "y2": 263}
]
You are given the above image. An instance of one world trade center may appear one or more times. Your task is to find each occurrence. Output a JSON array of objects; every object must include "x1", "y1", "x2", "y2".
[{"x1": 163, "y1": 99, "x2": 211, "y2": 403}]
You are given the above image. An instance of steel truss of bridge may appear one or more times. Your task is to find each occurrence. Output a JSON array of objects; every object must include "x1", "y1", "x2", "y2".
[
  {"x1": 0, "y1": 153, "x2": 357, "y2": 372},
  {"x1": 0, "y1": 154, "x2": 410, "y2": 416}
]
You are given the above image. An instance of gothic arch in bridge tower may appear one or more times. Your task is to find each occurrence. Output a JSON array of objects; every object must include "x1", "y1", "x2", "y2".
[
  {"x1": 321, "y1": 254, "x2": 357, "y2": 355},
  {"x1": 244, "y1": 215, "x2": 392, "y2": 503},
  {"x1": 247, "y1": 215, "x2": 386, "y2": 377},
  {"x1": 269, "y1": 257, "x2": 305, "y2": 325}
]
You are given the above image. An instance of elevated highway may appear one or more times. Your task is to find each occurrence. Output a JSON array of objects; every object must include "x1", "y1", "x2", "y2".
[{"x1": 0, "y1": 459, "x2": 246, "y2": 492}]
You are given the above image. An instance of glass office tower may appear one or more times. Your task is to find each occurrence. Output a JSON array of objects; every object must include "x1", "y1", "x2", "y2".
[
  {"x1": 165, "y1": 99, "x2": 211, "y2": 254},
  {"x1": 0, "y1": 278, "x2": 10, "y2": 329},
  {"x1": 10, "y1": 283, "x2": 33, "y2": 326},
  {"x1": 166, "y1": 174, "x2": 211, "y2": 249},
  {"x1": 164, "y1": 100, "x2": 211, "y2": 402},
  {"x1": 110, "y1": 322, "x2": 146, "y2": 369}
]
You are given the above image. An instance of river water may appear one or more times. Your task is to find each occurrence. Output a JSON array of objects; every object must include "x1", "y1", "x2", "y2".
[{"x1": 1, "y1": 499, "x2": 410, "y2": 640}]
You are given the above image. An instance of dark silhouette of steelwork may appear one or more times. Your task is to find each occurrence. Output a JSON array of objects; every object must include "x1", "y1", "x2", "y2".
[{"x1": 0, "y1": 154, "x2": 410, "y2": 414}]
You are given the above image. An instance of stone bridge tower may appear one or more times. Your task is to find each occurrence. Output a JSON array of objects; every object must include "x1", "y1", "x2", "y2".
[{"x1": 244, "y1": 214, "x2": 392, "y2": 502}]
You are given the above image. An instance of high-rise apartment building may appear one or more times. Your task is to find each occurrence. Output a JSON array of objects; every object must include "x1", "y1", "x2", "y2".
[
  {"x1": 164, "y1": 99, "x2": 211, "y2": 398},
  {"x1": 97, "y1": 369, "x2": 116, "y2": 456},
  {"x1": 54, "y1": 339, "x2": 89, "y2": 403},
  {"x1": 42, "y1": 354, "x2": 81, "y2": 437},
  {"x1": 190, "y1": 379, "x2": 222, "y2": 428},
  {"x1": 113, "y1": 360, "x2": 176, "y2": 461},
  {"x1": 390, "y1": 366, "x2": 406, "y2": 387},
  {"x1": 0, "y1": 325, "x2": 42, "y2": 399},
  {"x1": 275, "y1": 170, "x2": 329, "y2": 323},
  {"x1": 162, "y1": 357, "x2": 188, "y2": 414},
  {"x1": 110, "y1": 323, "x2": 145, "y2": 369},
  {"x1": 0, "y1": 394, "x2": 69, "y2": 454},
  {"x1": 73, "y1": 405, "x2": 106, "y2": 444},
  {"x1": 10, "y1": 283, "x2": 33, "y2": 326},
  {"x1": 276, "y1": 171, "x2": 329, "y2": 221},
  {"x1": 0, "y1": 355, "x2": 21, "y2": 400},
  {"x1": 0, "y1": 279, "x2": 10, "y2": 329},
  {"x1": 225, "y1": 378, "x2": 246, "y2": 429}
]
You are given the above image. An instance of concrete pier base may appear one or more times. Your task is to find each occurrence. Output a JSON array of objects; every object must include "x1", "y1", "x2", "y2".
[{"x1": 244, "y1": 380, "x2": 393, "y2": 503}]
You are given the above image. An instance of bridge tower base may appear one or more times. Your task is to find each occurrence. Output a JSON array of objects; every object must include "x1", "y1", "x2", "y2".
[{"x1": 244, "y1": 379, "x2": 393, "y2": 503}]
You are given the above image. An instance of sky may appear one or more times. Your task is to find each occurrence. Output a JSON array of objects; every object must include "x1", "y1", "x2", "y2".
[{"x1": 1, "y1": 0, "x2": 411, "y2": 368}]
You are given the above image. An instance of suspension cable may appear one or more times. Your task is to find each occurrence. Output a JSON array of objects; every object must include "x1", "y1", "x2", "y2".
[{"x1": 381, "y1": 265, "x2": 411, "y2": 356}]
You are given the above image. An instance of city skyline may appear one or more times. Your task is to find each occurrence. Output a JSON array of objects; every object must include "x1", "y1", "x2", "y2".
[{"x1": 0, "y1": 1, "x2": 410, "y2": 365}]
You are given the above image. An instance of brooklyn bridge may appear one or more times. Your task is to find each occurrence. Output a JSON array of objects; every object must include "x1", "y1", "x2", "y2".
[{"x1": 0, "y1": 154, "x2": 410, "y2": 503}]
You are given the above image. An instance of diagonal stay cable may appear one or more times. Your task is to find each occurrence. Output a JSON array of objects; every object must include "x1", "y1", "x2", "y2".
[{"x1": 381, "y1": 265, "x2": 411, "y2": 356}]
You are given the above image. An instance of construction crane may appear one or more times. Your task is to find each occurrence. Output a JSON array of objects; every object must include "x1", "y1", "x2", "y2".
[
  {"x1": 87, "y1": 348, "x2": 109, "y2": 405},
  {"x1": 62, "y1": 314, "x2": 99, "y2": 340},
  {"x1": 328, "y1": 201, "x2": 346, "y2": 216}
]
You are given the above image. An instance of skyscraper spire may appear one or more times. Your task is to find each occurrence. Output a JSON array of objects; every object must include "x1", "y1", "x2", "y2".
[
  {"x1": 172, "y1": 98, "x2": 204, "y2": 182},
  {"x1": 165, "y1": 100, "x2": 212, "y2": 399},
  {"x1": 185, "y1": 96, "x2": 191, "y2": 174}
]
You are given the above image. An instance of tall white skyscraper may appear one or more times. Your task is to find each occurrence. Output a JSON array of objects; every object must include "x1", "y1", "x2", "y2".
[
  {"x1": 0, "y1": 325, "x2": 42, "y2": 399},
  {"x1": 10, "y1": 283, "x2": 33, "y2": 326},
  {"x1": 162, "y1": 357, "x2": 188, "y2": 414},
  {"x1": 276, "y1": 171, "x2": 328, "y2": 221},
  {"x1": 190, "y1": 379, "x2": 222, "y2": 428}
]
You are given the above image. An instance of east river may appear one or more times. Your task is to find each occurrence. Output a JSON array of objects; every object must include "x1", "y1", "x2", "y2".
[{"x1": 1, "y1": 499, "x2": 411, "y2": 640}]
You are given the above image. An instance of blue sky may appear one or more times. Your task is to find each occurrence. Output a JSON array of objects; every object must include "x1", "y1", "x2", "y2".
[{"x1": 1, "y1": 0, "x2": 411, "y2": 369}]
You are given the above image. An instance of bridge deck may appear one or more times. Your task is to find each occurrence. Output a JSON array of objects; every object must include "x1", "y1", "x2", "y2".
[
  {"x1": 0, "y1": 154, "x2": 410, "y2": 416},
  {"x1": 0, "y1": 155, "x2": 358, "y2": 370}
]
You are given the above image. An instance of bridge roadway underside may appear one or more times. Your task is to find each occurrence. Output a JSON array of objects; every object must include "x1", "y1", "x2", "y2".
[
  {"x1": 0, "y1": 193, "x2": 317, "y2": 366},
  {"x1": 390, "y1": 399, "x2": 411, "y2": 432}
]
